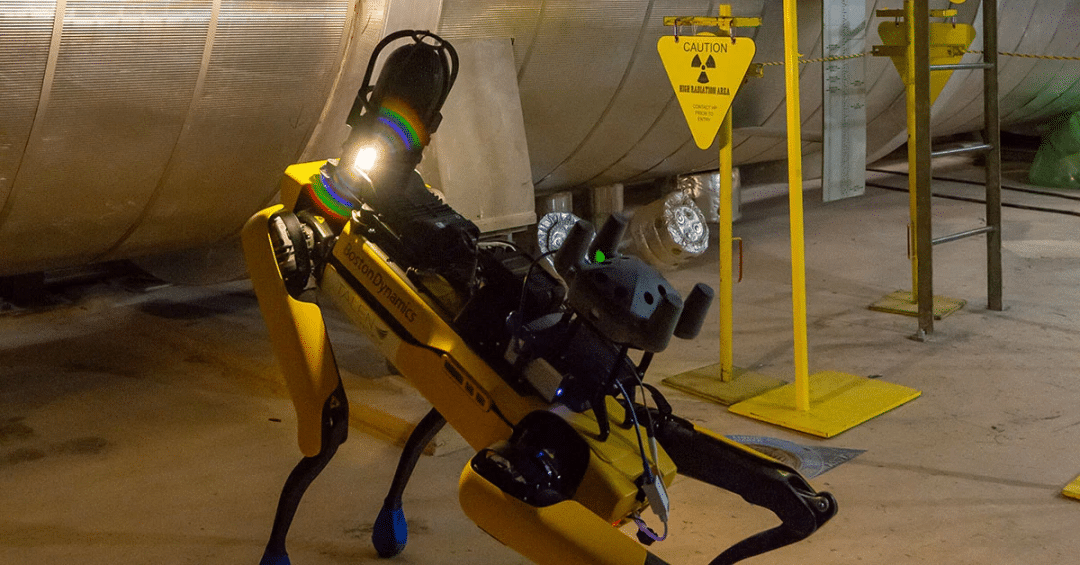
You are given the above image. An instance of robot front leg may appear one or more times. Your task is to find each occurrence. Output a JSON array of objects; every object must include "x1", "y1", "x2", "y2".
[
  {"x1": 261, "y1": 381, "x2": 349, "y2": 565},
  {"x1": 649, "y1": 411, "x2": 837, "y2": 565},
  {"x1": 371, "y1": 408, "x2": 446, "y2": 558}
]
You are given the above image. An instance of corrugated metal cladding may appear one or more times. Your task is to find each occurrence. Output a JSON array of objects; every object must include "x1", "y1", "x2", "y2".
[
  {"x1": 0, "y1": 0, "x2": 353, "y2": 277},
  {"x1": 0, "y1": 1, "x2": 55, "y2": 219},
  {"x1": 935, "y1": 0, "x2": 1080, "y2": 136}
]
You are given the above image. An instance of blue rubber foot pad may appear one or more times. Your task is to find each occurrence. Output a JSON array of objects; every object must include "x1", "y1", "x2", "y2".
[
  {"x1": 372, "y1": 503, "x2": 408, "y2": 558},
  {"x1": 259, "y1": 549, "x2": 290, "y2": 565}
]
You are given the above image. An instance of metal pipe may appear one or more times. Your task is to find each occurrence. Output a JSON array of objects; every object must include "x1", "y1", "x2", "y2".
[
  {"x1": 984, "y1": 0, "x2": 1003, "y2": 312},
  {"x1": 783, "y1": 0, "x2": 810, "y2": 412},
  {"x1": 930, "y1": 143, "x2": 992, "y2": 158},
  {"x1": 718, "y1": 110, "x2": 734, "y2": 383},
  {"x1": 911, "y1": 0, "x2": 934, "y2": 338},
  {"x1": 929, "y1": 62, "x2": 994, "y2": 71},
  {"x1": 931, "y1": 225, "x2": 994, "y2": 246}
]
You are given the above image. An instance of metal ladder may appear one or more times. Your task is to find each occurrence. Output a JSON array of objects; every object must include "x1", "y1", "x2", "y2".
[{"x1": 889, "y1": 0, "x2": 1003, "y2": 339}]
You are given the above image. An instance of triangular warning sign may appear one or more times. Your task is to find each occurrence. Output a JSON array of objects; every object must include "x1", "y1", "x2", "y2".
[
  {"x1": 658, "y1": 35, "x2": 756, "y2": 149},
  {"x1": 878, "y1": 21, "x2": 976, "y2": 105}
]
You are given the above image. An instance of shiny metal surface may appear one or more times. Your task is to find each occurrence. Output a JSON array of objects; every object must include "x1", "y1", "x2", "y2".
[
  {"x1": 0, "y1": 0, "x2": 358, "y2": 277},
  {"x1": 936, "y1": 0, "x2": 1080, "y2": 135},
  {"x1": 109, "y1": 0, "x2": 354, "y2": 259},
  {"x1": 1, "y1": 0, "x2": 212, "y2": 275},
  {"x1": 0, "y1": 1, "x2": 54, "y2": 213}
]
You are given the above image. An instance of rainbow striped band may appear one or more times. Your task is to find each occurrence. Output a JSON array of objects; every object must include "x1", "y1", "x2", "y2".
[{"x1": 304, "y1": 172, "x2": 356, "y2": 223}]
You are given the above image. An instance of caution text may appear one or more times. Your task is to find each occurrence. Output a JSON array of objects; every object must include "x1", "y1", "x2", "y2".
[{"x1": 679, "y1": 85, "x2": 731, "y2": 96}]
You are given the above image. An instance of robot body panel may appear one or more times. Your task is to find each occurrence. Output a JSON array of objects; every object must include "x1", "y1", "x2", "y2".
[
  {"x1": 330, "y1": 227, "x2": 455, "y2": 348},
  {"x1": 458, "y1": 466, "x2": 653, "y2": 565},
  {"x1": 280, "y1": 162, "x2": 324, "y2": 211},
  {"x1": 322, "y1": 235, "x2": 547, "y2": 451},
  {"x1": 563, "y1": 400, "x2": 677, "y2": 523}
]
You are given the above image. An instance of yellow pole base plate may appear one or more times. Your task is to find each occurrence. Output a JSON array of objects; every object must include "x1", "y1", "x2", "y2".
[
  {"x1": 1063, "y1": 475, "x2": 1080, "y2": 500},
  {"x1": 869, "y1": 290, "x2": 966, "y2": 319},
  {"x1": 728, "y1": 370, "x2": 921, "y2": 438},
  {"x1": 662, "y1": 364, "x2": 786, "y2": 406}
]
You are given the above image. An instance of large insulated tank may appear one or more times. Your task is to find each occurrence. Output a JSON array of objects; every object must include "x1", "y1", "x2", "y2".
[
  {"x1": 1, "y1": 0, "x2": 1078, "y2": 278},
  {"x1": 0, "y1": 0, "x2": 363, "y2": 278}
]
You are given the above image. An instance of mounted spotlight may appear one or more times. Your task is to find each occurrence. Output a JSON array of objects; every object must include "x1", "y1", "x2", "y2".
[
  {"x1": 294, "y1": 30, "x2": 477, "y2": 291},
  {"x1": 351, "y1": 144, "x2": 380, "y2": 176},
  {"x1": 327, "y1": 30, "x2": 459, "y2": 213}
]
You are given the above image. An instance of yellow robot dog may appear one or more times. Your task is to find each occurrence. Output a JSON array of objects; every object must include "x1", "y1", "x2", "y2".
[{"x1": 243, "y1": 30, "x2": 835, "y2": 565}]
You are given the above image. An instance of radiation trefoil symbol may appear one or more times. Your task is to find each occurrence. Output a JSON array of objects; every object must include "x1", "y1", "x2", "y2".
[{"x1": 692, "y1": 54, "x2": 716, "y2": 84}]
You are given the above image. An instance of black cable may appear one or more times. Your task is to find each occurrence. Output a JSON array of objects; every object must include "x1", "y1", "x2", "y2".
[
  {"x1": 614, "y1": 378, "x2": 653, "y2": 481},
  {"x1": 865, "y1": 181, "x2": 1080, "y2": 218},
  {"x1": 503, "y1": 248, "x2": 562, "y2": 371},
  {"x1": 632, "y1": 354, "x2": 658, "y2": 440},
  {"x1": 487, "y1": 401, "x2": 515, "y2": 430},
  {"x1": 620, "y1": 375, "x2": 670, "y2": 544},
  {"x1": 637, "y1": 380, "x2": 660, "y2": 468}
]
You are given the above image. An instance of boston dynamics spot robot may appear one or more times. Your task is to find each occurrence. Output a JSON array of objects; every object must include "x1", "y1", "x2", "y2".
[{"x1": 242, "y1": 30, "x2": 835, "y2": 565}]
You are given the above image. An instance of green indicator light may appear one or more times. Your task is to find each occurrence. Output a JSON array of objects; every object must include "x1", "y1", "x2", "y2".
[{"x1": 594, "y1": 250, "x2": 606, "y2": 263}]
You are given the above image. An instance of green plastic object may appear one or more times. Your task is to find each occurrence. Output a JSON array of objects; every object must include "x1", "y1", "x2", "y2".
[{"x1": 1029, "y1": 111, "x2": 1080, "y2": 189}]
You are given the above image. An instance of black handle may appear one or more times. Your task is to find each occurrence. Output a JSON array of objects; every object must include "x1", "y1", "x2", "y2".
[
  {"x1": 589, "y1": 213, "x2": 628, "y2": 261},
  {"x1": 553, "y1": 220, "x2": 594, "y2": 279},
  {"x1": 673, "y1": 283, "x2": 714, "y2": 340}
]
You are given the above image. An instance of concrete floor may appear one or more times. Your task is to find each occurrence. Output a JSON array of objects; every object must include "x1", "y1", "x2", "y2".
[{"x1": 3, "y1": 161, "x2": 1080, "y2": 564}]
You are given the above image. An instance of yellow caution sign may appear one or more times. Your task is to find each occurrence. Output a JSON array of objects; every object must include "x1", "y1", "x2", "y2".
[
  {"x1": 876, "y1": 22, "x2": 976, "y2": 105},
  {"x1": 657, "y1": 35, "x2": 755, "y2": 149}
]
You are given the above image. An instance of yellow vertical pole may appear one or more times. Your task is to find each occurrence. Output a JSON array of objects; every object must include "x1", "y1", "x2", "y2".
[
  {"x1": 782, "y1": 0, "x2": 810, "y2": 411},
  {"x1": 715, "y1": 3, "x2": 735, "y2": 383},
  {"x1": 718, "y1": 109, "x2": 734, "y2": 382},
  {"x1": 905, "y1": 0, "x2": 919, "y2": 300}
]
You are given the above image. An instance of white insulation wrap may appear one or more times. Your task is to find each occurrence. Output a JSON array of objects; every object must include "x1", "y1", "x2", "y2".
[
  {"x1": 0, "y1": 0, "x2": 372, "y2": 277},
  {"x1": 0, "y1": 0, "x2": 1077, "y2": 277}
]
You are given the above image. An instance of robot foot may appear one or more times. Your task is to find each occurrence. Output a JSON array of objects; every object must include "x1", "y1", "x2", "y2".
[
  {"x1": 372, "y1": 499, "x2": 408, "y2": 557},
  {"x1": 259, "y1": 549, "x2": 291, "y2": 565}
]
